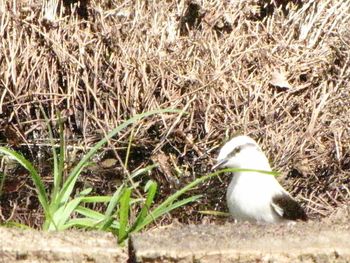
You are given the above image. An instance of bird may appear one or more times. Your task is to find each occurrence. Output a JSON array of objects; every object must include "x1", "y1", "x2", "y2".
[{"x1": 212, "y1": 135, "x2": 307, "y2": 223}]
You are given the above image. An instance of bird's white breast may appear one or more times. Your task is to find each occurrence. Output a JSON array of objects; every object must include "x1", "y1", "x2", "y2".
[{"x1": 226, "y1": 172, "x2": 285, "y2": 223}]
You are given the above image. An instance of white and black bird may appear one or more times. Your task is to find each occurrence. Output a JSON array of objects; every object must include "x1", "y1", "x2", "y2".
[{"x1": 212, "y1": 135, "x2": 307, "y2": 223}]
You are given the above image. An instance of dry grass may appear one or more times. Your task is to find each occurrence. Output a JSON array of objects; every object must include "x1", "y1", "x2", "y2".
[{"x1": 0, "y1": 0, "x2": 349, "y2": 226}]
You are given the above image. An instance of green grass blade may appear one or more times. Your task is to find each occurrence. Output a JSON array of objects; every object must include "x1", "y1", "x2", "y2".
[
  {"x1": 78, "y1": 187, "x2": 92, "y2": 196},
  {"x1": 49, "y1": 188, "x2": 92, "y2": 230},
  {"x1": 48, "y1": 197, "x2": 83, "y2": 230},
  {"x1": 0, "y1": 147, "x2": 49, "y2": 215},
  {"x1": 75, "y1": 206, "x2": 120, "y2": 229},
  {"x1": 76, "y1": 207, "x2": 109, "y2": 227},
  {"x1": 62, "y1": 218, "x2": 102, "y2": 229},
  {"x1": 56, "y1": 163, "x2": 88, "y2": 205},
  {"x1": 198, "y1": 210, "x2": 230, "y2": 216},
  {"x1": 99, "y1": 217, "x2": 115, "y2": 231},
  {"x1": 147, "y1": 174, "x2": 215, "y2": 217},
  {"x1": 0, "y1": 171, "x2": 5, "y2": 198},
  {"x1": 1, "y1": 221, "x2": 33, "y2": 229},
  {"x1": 105, "y1": 184, "x2": 125, "y2": 216},
  {"x1": 64, "y1": 216, "x2": 119, "y2": 230},
  {"x1": 97, "y1": 185, "x2": 125, "y2": 231},
  {"x1": 124, "y1": 127, "x2": 134, "y2": 170},
  {"x1": 129, "y1": 180, "x2": 157, "y2": 233},
  {"x1": 75, "y1": 206, "x2": 104, "y2": 219},
  {"x1": 58, "y1": 109, "x2": 181, "y2": 206},
  {"x1": 152, "y1": 195, "x2": 202, "y2": 219},
  {"x1": 129, "y1": 164, "x2": 159, "y2": 180},
  {"x1": 80, "y1": 196, "x2": 114, "y2": 203},
  {"x1": 57, "y1": 113, "x2": 65, "y2": 198},
  {"x1": 39, "y1": 106, "x2": 62, "y2": 202},
  {"x1": 134, "y1": 195, "x2": 201, "y2": 233},
  {"x1": 118, "y1": 188, "x2": 131, "y2": 242},
  {"x1": 167, "y1": 195, "x2": 202, "y2": 211}
]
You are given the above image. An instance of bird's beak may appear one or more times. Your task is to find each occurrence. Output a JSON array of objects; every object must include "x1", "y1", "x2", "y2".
[{"x1": 211, "y1": 159, "x2": 227, "y2": 171}]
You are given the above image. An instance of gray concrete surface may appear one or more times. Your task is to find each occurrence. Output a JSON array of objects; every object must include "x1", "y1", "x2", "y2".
[
  {"x1": 0, "y1": 206, "x2": 349, "y2": 262},
  {"x1": 0, "y1": 228, "x2": 127, "y2": 262},
  {"x1": 130, "y1": 221, "x2": 350, "y2": 263}
]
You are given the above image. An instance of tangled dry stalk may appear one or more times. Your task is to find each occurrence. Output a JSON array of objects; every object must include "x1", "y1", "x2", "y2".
[{"x1": 0, "y1": 0, "x2": 349, "y2": 226}]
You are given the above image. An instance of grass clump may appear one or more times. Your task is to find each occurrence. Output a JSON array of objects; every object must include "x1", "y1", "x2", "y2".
[{"x1": 0, "y1": 109, "x2": 205, "y2": 243}]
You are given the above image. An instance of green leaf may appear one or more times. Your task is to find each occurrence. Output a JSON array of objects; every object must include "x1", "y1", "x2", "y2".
[
  {"x1": 78, "y1": 187, "x2": 93, "y2": 196},
  {"x1": 56, "y1": 163, "x2": 88, "y2": 206},
  {"x1": 49, "y1": 188, "x2": 92, "y2": 230},
  {"x1": 118, "y1": 188, "x2": 132, "y2": 242},
  {"x1": 39, "y1": 106, "x2": 63, "y2": 203},
  {"x1": 57, "y1": 109, "x2": 181, "y2": 208},
  {"x1": 62, "y1": 218, "x2": 101, "y2": 229},
  {"x1": 135, "y1": 195, "x2": 202, "y2": 233},
  {"x1": 58, "y1": 113, "x2": 65, "y2": 188},
  {"x1": 105, "y1": 185, "x2": 125, "y2": 217},
  {"x1": 129, "y1": 164, "x2": 158, "y2": 181},
  {"x1": 75, "y1": 206, "x2": 120, "y2": 229},
  {"x1": 49, "y1": 197, "x2": 83, "y2": 230},
  {"x1": 198, "y1": 210, "x2": 230, "y2": 216},
  {"x1": 0, "y1": 147, "x2": 50, "y2": 218},
  {"x1": 1, "y1": 221, "x2": 33, "y2": 229},
  {"x1": 75, "y1": 206, "x2": 104, "y2": 219},
  {"x1": 0, "y1": 171, "x2": 6, "y2": 198},
  {"x1": 80, "y1": 196, "x2": 113, "y2": 203},
  {"x1": 127, "y1": 180, "x2": 157, "y2": 236},
  {"x1": 124, "y1": 127, "x2": 134, "y2": 170},
  {"x1": 98, "y1": 185, "x2": 125, "y2": 231}
]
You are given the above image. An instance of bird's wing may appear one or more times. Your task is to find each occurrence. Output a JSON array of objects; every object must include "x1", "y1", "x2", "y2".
[{"x1": 271, "y1": 193, "x2": 308, "y2": 221}]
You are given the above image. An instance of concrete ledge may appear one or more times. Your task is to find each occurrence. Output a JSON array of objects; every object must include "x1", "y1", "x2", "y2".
[
  {"x1": 1, "y1": 207, "x2": 349, "y2": 262},
  {"x1": 0, "y1": 228, "x2": 127, "y2": 262},
  {"x1": 130, "y1": 222, "x2": 350, "y2": 263}
]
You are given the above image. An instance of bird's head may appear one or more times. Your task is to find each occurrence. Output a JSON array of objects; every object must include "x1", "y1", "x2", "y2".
[{"x1": 212, "y1": 135, "x2": 271, "y2": 171}]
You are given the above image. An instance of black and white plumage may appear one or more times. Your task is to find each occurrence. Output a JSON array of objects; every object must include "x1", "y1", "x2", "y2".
[{"x1": 213, "y1": 135, "x2": 307, "y2": 223}]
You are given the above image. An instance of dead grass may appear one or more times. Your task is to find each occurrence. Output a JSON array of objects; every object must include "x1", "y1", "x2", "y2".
[{"x1": 0, "y1": 0, "x2": 349, "y2": 226}]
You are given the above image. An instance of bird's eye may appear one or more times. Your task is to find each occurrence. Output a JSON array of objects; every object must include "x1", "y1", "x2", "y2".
[{"x1": 228, "y1": 146, "x2": 241, "y2": 158}]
